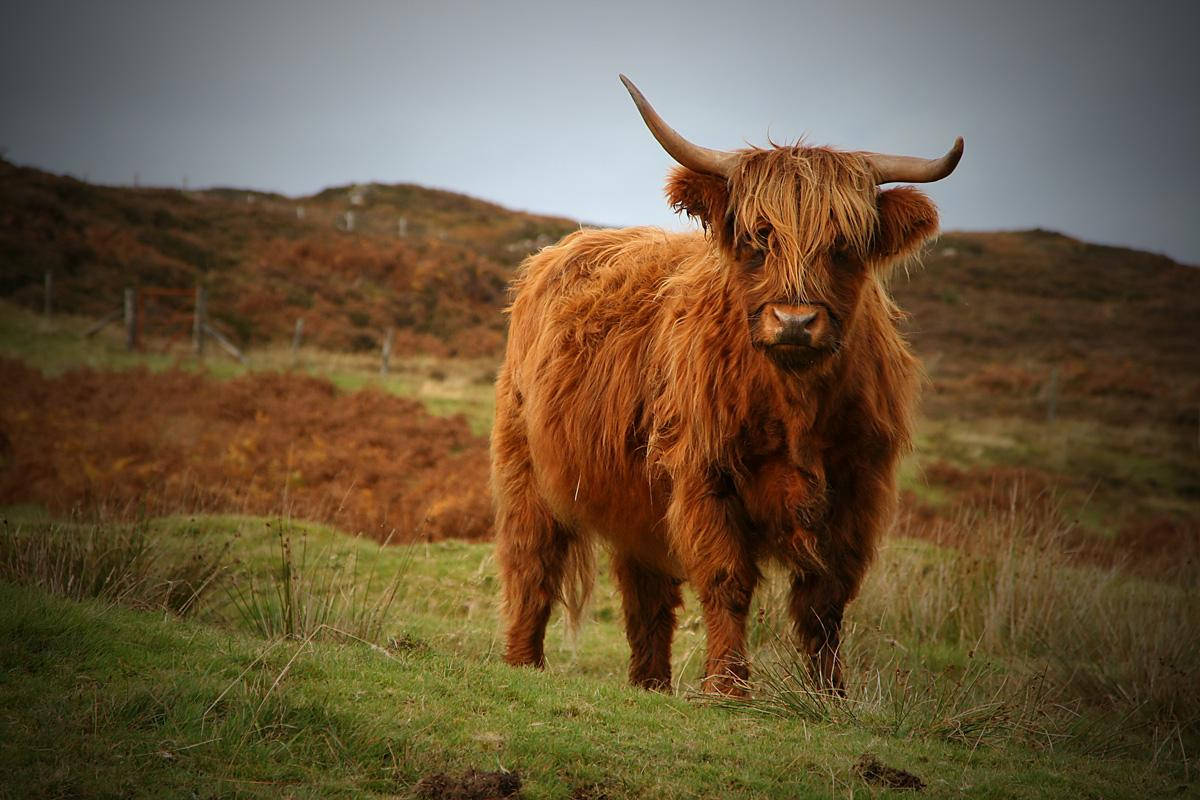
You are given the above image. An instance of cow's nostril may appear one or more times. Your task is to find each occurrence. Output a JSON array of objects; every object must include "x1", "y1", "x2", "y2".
[
  {"x1": 794, "y1": 311, "x2": 818, "y2": 329},
  {"x1": 766, "y1": 306, "x2": 823, "y2": 341},
  {"x1": 776, "y1": 310, "x2": 817, "y2": 330}
]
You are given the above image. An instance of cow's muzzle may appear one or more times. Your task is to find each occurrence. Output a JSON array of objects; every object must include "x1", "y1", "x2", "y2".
[
  {"x1": 760, "y1": 303, "x2": 833, "y2": 348},
  {"x1": 755, "y1": 302, "x2": 837, "y2": 370}
]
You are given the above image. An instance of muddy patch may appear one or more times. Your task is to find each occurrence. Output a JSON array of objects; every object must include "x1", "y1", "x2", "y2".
[
  {"x1": 855, "y1": 753, "x2": 925, "y2": 791},
  {"x1": 414, "y1": 769, "x2": 522, "y2": 800}
]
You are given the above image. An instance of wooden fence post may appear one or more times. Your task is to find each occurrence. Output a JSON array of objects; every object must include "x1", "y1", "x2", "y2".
[
  {"x1": 193, "y1": 285, "x2": 206, "y2": 357},
  {"x1": 380, "y1": 328, "x2": 394, "y2": 376},
  {"x1": 124, "y1": 288, "x2": 136, "y2": 350},
  {"x1": 291, "y1": 318, "x2": 304, "y2": 368}
]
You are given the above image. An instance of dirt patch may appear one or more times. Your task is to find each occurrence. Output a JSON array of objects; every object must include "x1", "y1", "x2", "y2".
[
  {"x1": 855, "y1": 753, "x2": 925, "y2": 791},
  {"x1": 0, "y1": 359, "x2": 492, "y2": 542},
  {"x1": 414, "y1": 769, "x2": 521, "y2": 800}
]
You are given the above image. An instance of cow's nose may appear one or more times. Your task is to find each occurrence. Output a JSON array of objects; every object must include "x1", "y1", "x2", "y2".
[{"x1": 773, "y1": 308, "x2": 818, "y2": 330}]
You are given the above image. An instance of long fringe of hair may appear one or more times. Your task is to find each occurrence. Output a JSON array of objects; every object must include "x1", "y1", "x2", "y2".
[{"x1": 727, "y1": 145, "x2": 878, "y2": 301}]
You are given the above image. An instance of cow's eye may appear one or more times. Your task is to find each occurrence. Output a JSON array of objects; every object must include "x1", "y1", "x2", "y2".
[
  {"x1": 831, "y1": 237, "x2": 854, "y2": 266},
  {"x1": 753, "y1": 225, "x2": 772, "y2": 249}
]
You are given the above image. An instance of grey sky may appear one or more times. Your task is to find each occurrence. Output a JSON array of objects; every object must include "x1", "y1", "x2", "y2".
[{"x1": 2, "y1": 0, "x2": 1197, "y2": 263}]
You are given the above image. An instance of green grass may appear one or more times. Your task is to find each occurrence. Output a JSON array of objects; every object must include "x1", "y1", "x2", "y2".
[
  {"x1": 3, "y1": 578, "x2": 1127, "y2": 800},
  {"x1": 0, "y1": 305, "x2": 196, "y2": 376},
  {"x1": 1, "y1": 509, "x2": 1195, "y2": 798},
  {"x1": 914, "y1": 414, "x2": 1200, "y2": 534},
  {"x1": 3, "y1": 293, "x2": 1198, "y2": 796},
  {"x1": 0, "y1": 300, "x2": 496, "y2": 434}
]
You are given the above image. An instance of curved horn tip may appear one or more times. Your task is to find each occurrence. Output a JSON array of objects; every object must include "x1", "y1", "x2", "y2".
[
  {"x1": 615, "y1": 74, "x2": 738, "y2": 177},
  {"x1": 867, "y1": 135, "x2": 966, "y2": 184},
  {"x1": 619, "y1": 74, "x2": 643, "y2": 102},
  {"x1": 942, "y1": 136, "x2": 965, "y2": 174}
]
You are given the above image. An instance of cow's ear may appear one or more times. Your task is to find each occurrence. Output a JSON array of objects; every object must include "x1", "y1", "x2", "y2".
[
  {"x1": 872, "y1": 186, "x2": 940, "y2": 262},
  {"x1": 666, "y1": 166, "x2": 731, "y2": 234}
]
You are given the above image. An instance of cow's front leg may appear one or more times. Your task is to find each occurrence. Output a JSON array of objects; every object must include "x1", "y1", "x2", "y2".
[
  {"x1": 612, "y1": 554, "x2": 683, "y2": 691},
  {"x1": 695, "y1": 562, "x2": 758, "y2": 695},
  {"x1": 788, "y1": 574, "x2": 849, "y2": 695},
  {"x1": 669, "y1": 474, "x2": 759, "y2": 696}
]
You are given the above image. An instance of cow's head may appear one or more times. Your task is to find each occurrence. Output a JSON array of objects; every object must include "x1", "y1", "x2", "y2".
[{"x1": 621, "y1": 75, "x2": 962, "y2": 374}]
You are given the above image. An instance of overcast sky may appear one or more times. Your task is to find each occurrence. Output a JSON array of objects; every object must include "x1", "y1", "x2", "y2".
[{"x1": 2, "y1": 0, "x2": 1197, "y2": 264}]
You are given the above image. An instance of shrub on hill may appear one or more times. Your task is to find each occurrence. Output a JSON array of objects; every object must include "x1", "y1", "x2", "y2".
[{"x1": 0, "y1": 359, "x2": 491, "y2": 542}]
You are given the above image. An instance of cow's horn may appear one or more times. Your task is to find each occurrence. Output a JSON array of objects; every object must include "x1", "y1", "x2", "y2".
[
  {"x1": 863, "y1": 137, "x2": 965, "y2": 184},
  {"x1": 620, "y1": 75, "x2": 738, "y2": 178}
]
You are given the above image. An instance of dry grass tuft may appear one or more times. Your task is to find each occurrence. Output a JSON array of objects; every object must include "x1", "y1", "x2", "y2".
[
  {"x1": 226, "y1": 520, "x2": 407, "y2": 644},
  {"x1": 730, "y1": 485, "x2": 1200, "y2": 763},
  {"x1": 0, "y1": 515, "x2": 227, "y2": 616}
]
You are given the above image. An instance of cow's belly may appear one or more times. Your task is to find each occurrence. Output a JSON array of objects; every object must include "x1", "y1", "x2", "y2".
[{"x1": 526, "y1": 429, "x2": 683, "y2": 577}]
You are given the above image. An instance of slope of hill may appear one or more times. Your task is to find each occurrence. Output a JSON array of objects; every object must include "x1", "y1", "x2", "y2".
[
  {"x1": 0, "y1": 159, "x2": 578, "y2": 355},
  {"x1": 3, "y1": 158, "x2": 1198, "y2": 441},
  {"x1": 3, "y1": 165, "x2": 1197, "y2": 799},
  {"x1": 897, "y1": 229, "x2": 1200, "y2": 429}
]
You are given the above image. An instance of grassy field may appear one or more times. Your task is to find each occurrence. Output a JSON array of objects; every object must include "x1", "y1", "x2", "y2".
[
  {"x1": 5, "y1": 299, "x2": 1195, "y2": 535},
  {"x1": 0, "y1": 301, "x2": 497, "y2": 434},
  {"x1": 1, "y1": 508, "x2": 1196, "y2": 798},
  {"x1": 2, "y1": 299, "x2": 1198, "y2": 797}
]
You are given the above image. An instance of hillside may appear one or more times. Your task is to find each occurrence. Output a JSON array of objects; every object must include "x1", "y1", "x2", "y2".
[
  {"x1": 0, "y1": 158, "x2": 578, "y2": 356},
  {"x1": 3, "y1": 161, "x2": 1198, "y2": 536},
  {"x1": 4, "y1": 160, "x2": 1197, "y2": 379},
  {"x1": 898, "y1": 229, "x2": 1200, "y2": 430},
  {"x1": 2, "y1": 166, "x2": 1197, "y2": 797},
  {"x1": 3, "y1": 161, "x2": 1199, "y2": 473}
]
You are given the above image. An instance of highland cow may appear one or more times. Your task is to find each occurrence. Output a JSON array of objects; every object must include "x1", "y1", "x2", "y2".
[{"x1": 492, "y1": 75, "x2": 962, "y2": 694}]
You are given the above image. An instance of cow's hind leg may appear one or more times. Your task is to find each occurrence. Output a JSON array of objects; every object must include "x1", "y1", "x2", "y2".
[
  {"x1": 612, "y1": 554, "x2": 683, "y2": 691},
  {"x1": 495, "y1": 485, "x2": 571, "y2": 668},
  {"x1": 788, "y1": 575, "x2": 850, "y2": 695},
  {"x1": 492, "y1": 391, "x2": 573, "y2": 669}
]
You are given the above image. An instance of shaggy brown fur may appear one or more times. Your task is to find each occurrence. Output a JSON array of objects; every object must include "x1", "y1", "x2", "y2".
[{"x1": 493, "y1": 143, "x2": 938, "y2": 694}]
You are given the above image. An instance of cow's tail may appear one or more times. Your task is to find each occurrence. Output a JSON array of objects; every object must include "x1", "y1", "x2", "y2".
[{"x1": 560, "y1": 535, "x2": 596, "y2": 642}]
